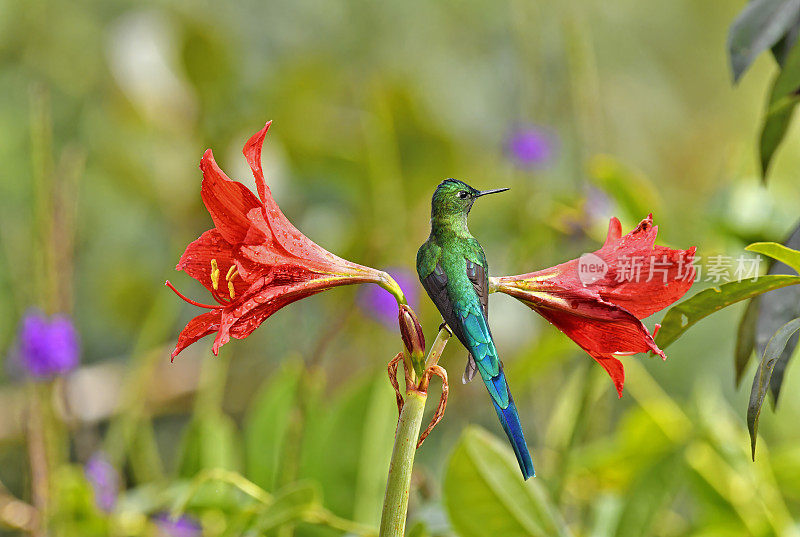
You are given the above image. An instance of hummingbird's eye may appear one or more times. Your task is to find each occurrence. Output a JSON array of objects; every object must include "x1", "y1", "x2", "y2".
[{"x1": 457, "y1": 190, "x2": 469, "y2": 199}]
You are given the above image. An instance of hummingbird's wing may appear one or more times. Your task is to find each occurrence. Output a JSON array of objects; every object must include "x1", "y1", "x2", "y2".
[
  {"x1": 422, "y1": 259, "x2": 490, "y2": 384},
  {"x1": 421, "y1": 259, "x2": 507, "y2": 406},
  {"x1": 463, "y1": 259, "x2": 489, "y2": 383},
  {"x1": 421, "y1": 264, "x2": 468, "y2": 346}
]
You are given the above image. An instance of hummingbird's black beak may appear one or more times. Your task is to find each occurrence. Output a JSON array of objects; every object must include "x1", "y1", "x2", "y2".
[{"x1": 475, "y1": 188, "x2": 510, "y2": 197}]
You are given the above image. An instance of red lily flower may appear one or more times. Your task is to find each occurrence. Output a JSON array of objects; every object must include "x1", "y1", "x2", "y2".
[
  {"x1": 167, "y1": 122, "x2": 403, "y2": 360},
  {"x1": 491, "y1": 215, "x2": 695, "y2": 397}
]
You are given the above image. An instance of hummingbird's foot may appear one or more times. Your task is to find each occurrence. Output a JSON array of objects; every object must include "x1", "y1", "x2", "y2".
[
  {"x1": 437, "y1": 321, "x2": 453, "y2": 336},
  {"x1": 416, "y1": 364, "x2": 449, "y2": 449},
  {"x1": 387, "y1": 352, "x2": 405, "y2": 416}
]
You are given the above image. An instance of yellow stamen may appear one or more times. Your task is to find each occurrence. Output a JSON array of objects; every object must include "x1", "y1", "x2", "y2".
[
  {"x1": 210, "y1": 259, "x2": 220, "y2": 290},
  {"x1": 228, "y1": 280, "x2": 236, "y2": 299},
  {"x1": 226, "y1": 265, "x2": 238, "y2": 281}
]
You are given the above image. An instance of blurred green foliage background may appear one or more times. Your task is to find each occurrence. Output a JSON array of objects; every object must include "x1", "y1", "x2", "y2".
[{"x1": 3, "y1": 0, "x2": 800, "y2": 535}]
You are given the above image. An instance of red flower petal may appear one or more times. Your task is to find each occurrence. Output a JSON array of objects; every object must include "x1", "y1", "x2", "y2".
[
  {"x1": 592, "y1": 354, "x2": 625, "y2": 398},
  {"x1": 242, "y1": 122, "x2": 347, "y2": 265},
  {"x1": 171, "y1": 310, "x2": 222, "y2": 361},
  {"x1": 200, "y1": 149, "x2": 262, "y2": 244},
  {"x1": 528, "y1": 298, "x2": 660, "y2": 397},
  {"x1": 243, "y1": 121, "x2": 272, "y2": 205},
  {"x1": 175, "y1": 229, "x2": 252, "y2": 300},
  {"x1": 211, "y1": 275, "x2": 343, "y2": 354},
  {"x1": 595, "y1": 216, "x2": 696, "y2": 318},
  {"x1": 176, "y1": 230, "x2": 232, "y2": 291}
]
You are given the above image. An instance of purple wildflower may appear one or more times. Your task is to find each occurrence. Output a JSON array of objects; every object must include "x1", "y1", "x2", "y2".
[
  {"x1": 358, "y1": 268, "x2": 418, "y2": 327},
  {"x1": 85, "y1": 452, "x2": 120, "y2": 512},
  {"x1": 507, "y1": 125, "x2": 557, "y2": 169},
  {"x1": 154, "y1": 513, "x2": 202, "y2": 537},
  {"x1": 13, "y1": 310, "x2": 80, "y2": 379}
]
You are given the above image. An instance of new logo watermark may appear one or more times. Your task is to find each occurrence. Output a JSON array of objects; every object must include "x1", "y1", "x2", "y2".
[{"x1": 578, "y1": 253, "x2": 608, "y2": 285}]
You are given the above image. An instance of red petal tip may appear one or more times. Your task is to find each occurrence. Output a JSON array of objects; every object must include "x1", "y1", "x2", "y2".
[
  {"x1": 243, "y1": 122, "x2": 273, "y2": 204},
  {"x1": 244, "y1": 122, "x2": 271, "y2": 158},
  {"x1": 605, "y1": 217, "x2": 622, "y2": 245}
]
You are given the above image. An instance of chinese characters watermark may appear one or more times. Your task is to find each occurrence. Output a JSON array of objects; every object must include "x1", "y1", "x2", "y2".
[{"x1": 579, "y1": 253, "x2": 762, "y2": 285}]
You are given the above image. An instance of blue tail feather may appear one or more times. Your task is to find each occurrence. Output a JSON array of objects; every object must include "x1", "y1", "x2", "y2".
[
  {"x1": 489, "y1": 375, "x2": 535, "y2": 480},
  {"x1": 454, "y1": 297, "x2": 534, "y2": 478}
]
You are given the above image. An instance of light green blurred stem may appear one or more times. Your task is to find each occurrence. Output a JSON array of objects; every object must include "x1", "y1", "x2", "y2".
[
  {"x1": 379, "y1": 327, "x2": 451, "y2": 537},
  {"x1": 25, "y1": 385, "x2": 48, "y2": 537}
]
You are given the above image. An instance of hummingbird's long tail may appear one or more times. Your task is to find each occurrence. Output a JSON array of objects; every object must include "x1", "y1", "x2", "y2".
[
  {"x1": 486, "y1": 368, "x2": 535, "y2": 480},
  {"x1": 455, "y1": 299, "x2": 535, "y2": 479}
]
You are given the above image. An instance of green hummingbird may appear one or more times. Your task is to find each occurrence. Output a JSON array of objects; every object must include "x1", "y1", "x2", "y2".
[{"x1": 416, "y1": 179, "x2": 534, "y2": 479}]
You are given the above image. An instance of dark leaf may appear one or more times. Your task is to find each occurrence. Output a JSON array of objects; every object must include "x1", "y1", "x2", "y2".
[
  {"x1": 749, "y1": 225, "x2": 800, "y2": 404},
  {"x1": 759, "y1": 34, "x2": 800, "y2": 179},
  {"x1": 771, "y1": 13, "x2": 800, "y2": 64},
  {"x1": 766, "y1": 324, "x2": 800, "y2": 405},
  {"x1": 735, "y1": 297, "x2": 760, "y2": 387},
  {"x1": 748, "y1": 317, "x2": 800, "y2": 460},
  {"x1": 728, "y1": 0, "x2": 800, "y2": 82},
  {"x1": 655, "y1": 275, "x2": 800, "y2": 349}
]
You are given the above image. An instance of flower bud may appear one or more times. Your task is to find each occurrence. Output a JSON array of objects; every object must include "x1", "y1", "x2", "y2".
[{"x1": 398, "y1": 304, "x2": 426, "y2": 375}]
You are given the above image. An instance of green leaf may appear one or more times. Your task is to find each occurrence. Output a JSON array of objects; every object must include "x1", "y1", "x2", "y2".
[
  {"x1": 746, "y1": 242, "x2": 800, "y2": 273},
  {"x1": 735, "y1": 297, "x2": 760, "y2": 386},
  {"x1": 748, "y1": 317, "x2": 800, "y2": 459},
  {"x1": 177, "y1": 413, "x2": 241, "y2": 478},
  {"x1": 655, "y1": 275, "x2": 800, "y2": 349},
  {"x1": 298, "y1": 373, "x2": 396, "y2": 526},
  {"x1": 407, "y1": 521, "x2": 431, "y2": 537},
  {"x1": 255, "y1": 482, "x2": 320, "y2": 533},
  {"x1": 244, "y1": 359, "x2": 304, "y2": 491},
  {"x1": 727, "y1": 0, "x2": 800, "y2": 82},
  {"x1": 51, "y1": 466, "x2": 109, "y2": 537},
  {"x1": 443, "y1": 426, "x2": 572, "y2": 537},
  {"x1": 759, "y1": 33, "x2": 800, "y2": 179},
  {"x1": 613, "y1": 450, "x2": 685, "y2": 537}
]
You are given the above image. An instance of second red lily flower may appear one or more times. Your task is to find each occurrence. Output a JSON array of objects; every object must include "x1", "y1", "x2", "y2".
[{"x1": 492, "y1": 215, "x2": 696, "y2": 397}]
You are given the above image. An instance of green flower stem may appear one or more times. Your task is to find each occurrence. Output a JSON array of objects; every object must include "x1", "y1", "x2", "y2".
[
  {"x1": 379, "y1": 326, "x2": 451, "y2": 537},
  {"x1": 425, "y1": 326, "x2": 452, "y2": 370},
  {"x1": 379, "y1": 389, "x2": 426, "y2": 537}
]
